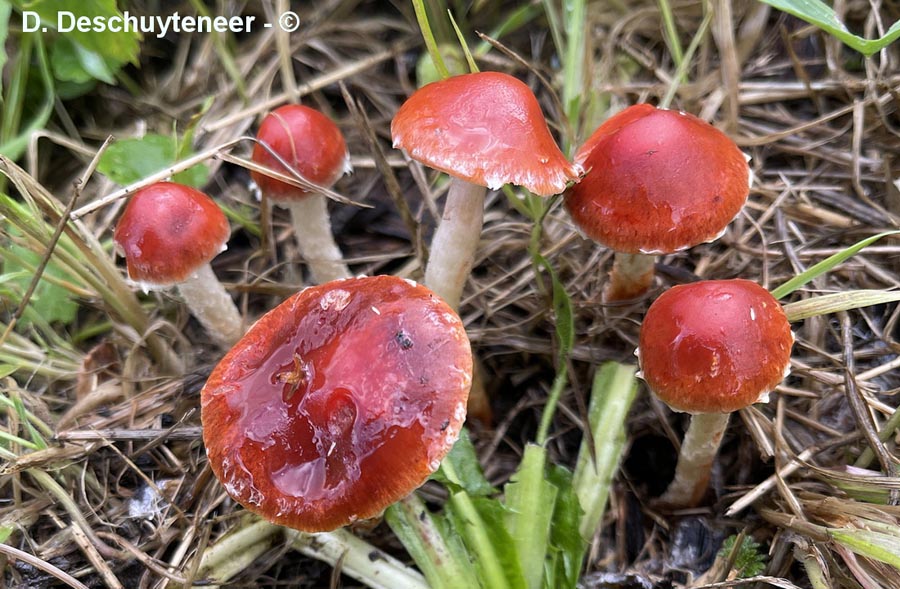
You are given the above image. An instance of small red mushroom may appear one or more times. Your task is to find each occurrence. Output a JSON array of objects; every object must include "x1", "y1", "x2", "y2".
[
  {"x1": 392, "y1": 71, "x2": 581, "y2": 308},
  {"x1": 565, "y1": 105, "x2": 751, "y2": 301},
  {"x1": 637, "y1": 279, "x2": 793, "y2": 507},
  {"x1": 113, "y1": 182, "x2": 242, "y2": 346},
  {"x1": 201, "y1": 275, "x2": 472, "y2": 532},
  {"x1": 252, "y1": 104, "x2": 352, "y2": 284}
]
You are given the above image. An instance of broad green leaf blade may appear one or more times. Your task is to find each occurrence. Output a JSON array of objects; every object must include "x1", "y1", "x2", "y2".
[
  {"x1": 783, "y1": 290, "x2": 900, "y2": 322},
  {"x1": 25, "y1": 0, "x2": 140, "y2": 67},
  {"x1": 829, "y1": 527, "x2": 900, "y2": 567},
  {"x1": 97, "y1": 134, "x2": 208, "y2": 188},
  {"x1": 446, "y1": 492, "x2": 526, "y2": 589},
  {"x1": 761, "y1": 0, "x2": 900, "y2": 56},
  {"x1": 385, "y1": 495, "x2": 481, "y2": 589},
  {"x1": 545, "y1": 465, "x2": 585, "y2": 589},
  {"x1": 433, "y1": 429, "x2": 495, "y2": 497},
  {"x1": 503, "y1": 444, "x2": 556, "y2": 589},
  {"x1": 771, "y1": 231, "x2": 900, "y2": 300},
  {"x1": 2, "y1": 243, "x2": 79, "y2": 328},
  {"x1": 572, "y1": 362, "x2": 639, "y2": 542}
]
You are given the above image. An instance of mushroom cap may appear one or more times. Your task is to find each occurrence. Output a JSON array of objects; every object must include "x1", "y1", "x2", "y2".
[
  {"x1": 201, "y1": 275, "x2": 472, "y2": 532},
  {"x1": 113, "y1": 182, "x2": 229, "y2": 288},
  {"x1": 391, "y1": 71, "x2": 582, "y2": 196},
  {"x1": 637, "y1": 279, "x2": 792, "y2": 414},
  {"x1": 564, "y1": 104, "x2": 751, "y2": 254},
  {"x1": 251, "y1": 104, "x2": 350, "y2": 202}
]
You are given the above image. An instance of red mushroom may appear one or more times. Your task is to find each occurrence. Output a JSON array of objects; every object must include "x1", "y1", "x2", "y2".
[
  {"x1": 252, "y1": 104, "x2": 352, "y2": 284},
  {"x1": 114, "y1": 182, "x2": 242, "y2": 346},
  {"x1": 201, "y1": 275, "x2": 472, "y2": 532},
  {"x1": 637, "y1": 279, "x2": 793, "y2": 507},
  {"x1": 565, "y1": 104, "x2": 751, "y2": 301},
  {"x1": 392, "y1": 71, "x2": 581, "y2": 308}
]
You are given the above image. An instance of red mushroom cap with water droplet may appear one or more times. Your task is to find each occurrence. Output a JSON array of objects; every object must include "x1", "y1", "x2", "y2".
[
  {"x1": 251, "y1": 104, "x2": 350, "y2": 201},
  {"x1": 113, "y1": 182, "x2": 229, "y2": 287},
  {"x1": 391, "y1": 71, "x2": 582, "y2": 196},
  {"x1": 565, "y1": 104, "x2": 750, "y2": 254},
  {"x1": 638, "y1": 279, "x2": 792, "y2": 414},
  {"x1": 201, "y1": 275, "x2": 472, "y2": 532}
]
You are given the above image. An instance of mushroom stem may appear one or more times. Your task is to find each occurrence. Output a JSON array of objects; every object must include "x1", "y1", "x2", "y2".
[
  {"x1": 176, "y1": 263, "x2": 243, "y2": 347},
  {"x1": 284, "y1": 194, "x2": 351, "y2": 284},
  {"x1": 424, "y1": 177, "x2": 486, "y2": 309},
  {"x1": 603, "y1": 252, "x2": 656, "y2": 302},
  {"x1": 658, "y1": 411, "x2": 731, "y2": 508},
  {"x1": 290, "y1": 528, "x2": 429, "y2": 589}
]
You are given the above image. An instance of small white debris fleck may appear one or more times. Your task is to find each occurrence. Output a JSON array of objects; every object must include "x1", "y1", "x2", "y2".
[
  {"x1": 749, "y1": 307, "x2": 756, "y2": 321},
  {"x1": 320, "y1": 289, "x2": 351, "y2": 311},
  {"x1": 371, "y1": 306, "x2": 381, "y2": 315}
]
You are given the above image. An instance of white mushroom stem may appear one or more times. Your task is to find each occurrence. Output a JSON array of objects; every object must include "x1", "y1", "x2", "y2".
[
  {"x1": 603, "y1": 252, "x2": 657, "y2": 302},
  {"x1": 658, "y1": 411, "x2": 731, "y2": 508},
  {"x1": 283, "y1": 194, "x2": 351, "y2": 284},
  {"x1": 176, "y1": 263, "x2": 243, "y2": 347},
  {"x1": 424, "y1": 177, "x2": 486, "y2": 309}
]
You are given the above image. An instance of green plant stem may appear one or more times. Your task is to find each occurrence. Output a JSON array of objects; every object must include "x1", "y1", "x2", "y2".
[
  {"x1": 657, "y1": 0, "x2": 685, "y2": 70},
  {"x1": 412, "y1": 0, "x2": 449, "y2": 79},
  {"x1": 536, "y1": 362, "x2": 569, "y2": 446},
  {"x1": 659, "y1": 0, "x2": 713, "y2": 109}
]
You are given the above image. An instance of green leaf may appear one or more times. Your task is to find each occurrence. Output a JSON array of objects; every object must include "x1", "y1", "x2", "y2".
[
  {"x1": 760, "y1": 0, "x2": 900, "y2": 57},
  {"x1": 97, "y1": 134, "x2": 208, "y2": 188},
  {"x1": 829, "y1": 527, "x2": 900, "y2": 567},
  {"x1": 771, "y1": 231, "x2": 900, "y2": 299},
  {"x1": 717, "y1": 535, "x2": 767, "y2": 578},
  {"x1": 23, "y1": 0, "x2": 140, "y2": 67},
  {"x1": 433, "y1": 429, "x2": 495, "y2": 497},
  {"x1": 572, "y1": 362, "x2": 639, "y2": 542},
  {"x1": 783, "y1": 290, "x2": 900, "y2": 322},
  {"x1": 545, "y1": 465, "x2": 584, "y2": 589},
  {"x1": 1, "y1": 244, "x2": 78, "y2": 328},
  {"x1": 446, "y1": 493, "x2": 526, "y2": 589},
  {"x1": 0, "y1": 2, "x2": 11, "y2": 95},
  {"x1": 50, "y1": 36, "x2": 116, "y2": 84},
  {"x1": 503, "y1": 444, "x2": 556, "y2": 589},
  {"x1": 385, "y1": 495, "x2": 480, "y2": 589}
]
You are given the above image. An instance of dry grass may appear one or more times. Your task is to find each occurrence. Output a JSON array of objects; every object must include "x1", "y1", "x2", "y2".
[{"x1": 2, "y1": 0, "x2": 900, "y2": 587}]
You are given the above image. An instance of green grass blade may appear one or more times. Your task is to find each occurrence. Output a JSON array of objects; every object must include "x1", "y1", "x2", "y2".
[
  {"x1": 385, "y1": 495, "x2": 481, "y2": 589},
  {"x1": 761, "y1": 0, "x2": 900, "y2": 56},
  {"x1": 783, "y1": 290, "x2": 900, "y2": 322},
  {"x1": 503, "y1": 444, "x2": 557, "y2": 589},
  {"x1": 412, "y1": 0, "x2": 449, "y2": 79},
  {"x1": 447, "y1": 11, "x2": 478, "y2": 73},
  {"x1": 829, "y1": 527, "x2": 900, "y2": 567},
  {"x1": 572, "y1": 362, "x2": 639, "y2": 541},
  {"x1": 771, "y1": 231, "x2": 900, "y2": 300}
]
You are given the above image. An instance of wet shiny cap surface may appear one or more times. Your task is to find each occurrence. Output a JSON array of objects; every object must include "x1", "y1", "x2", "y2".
[
  {"x1": 565, "y1": 104, "x2": 750, "y2": 253},
  {"x1": 637, "y1": 279, "x2": 792, "y2": 414},
  {"x1": 391, "y1": 71, "x2": 582, "y2": 196},
  {"x1": 201, "y1": 275, "x2": 472, "y2": 532},
  {"x1": 113, "y1": 182, "x2": 229, "y2": 287},
  {"x1": 251, "y1": 104, "x2": 350, "y2": 201}
]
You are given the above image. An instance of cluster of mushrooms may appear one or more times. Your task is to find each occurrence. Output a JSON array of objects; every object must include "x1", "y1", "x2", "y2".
[{"x1": 111, "y1": 71, "x2": 794, "y2": 535}]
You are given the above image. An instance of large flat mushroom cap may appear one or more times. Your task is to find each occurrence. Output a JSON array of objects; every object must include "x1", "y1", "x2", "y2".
[
  {"x1": 565, "y1": 105, "x2": 751, "y2": 254},
  {"x1": 637, "y1": 279, "x2": 792, "y2": 414},
  {"x1": 201, "y1": 276, "x2": 472, "y2": 532},
  {"x1": 391, "y1": 71, "x2": 581, "y2": 196},
  {"x1": 113, "y1": 182, "x2": 229, "y2": 287}
]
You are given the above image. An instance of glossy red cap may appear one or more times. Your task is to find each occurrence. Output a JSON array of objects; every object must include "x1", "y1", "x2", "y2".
[
  {"x1": 251, "y1": 104, "x2": 350, "y2": 201},
  {"x1": 201, "y1": 275, "x2": 472, "y2": 532},
  {"x1": 565, "y1": 104, "x2": 750, "y2": 253},
  {"x1": 113, "y1": 182, "x2": 229, "y2": 287},
  {"x1": 391, "y1": 71, "x2": 581, "y2": 196},
  {"x1": 638, "y1": 279, "x2": 792, "y2": 414}
]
